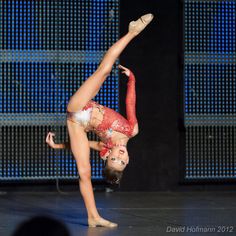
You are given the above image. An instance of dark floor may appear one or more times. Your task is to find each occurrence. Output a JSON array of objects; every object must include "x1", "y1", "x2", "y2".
[{"x1": 0, "y1": 190, "x2": 236, "y2": 236}]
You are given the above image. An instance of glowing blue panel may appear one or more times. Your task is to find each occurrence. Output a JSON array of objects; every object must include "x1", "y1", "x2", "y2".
[
  {"x1": 0, "y1": 0, "x2": 120, "y2": 181},
  {"x1": 184, "y1": 0, "x2": 236, "y2": 180}
]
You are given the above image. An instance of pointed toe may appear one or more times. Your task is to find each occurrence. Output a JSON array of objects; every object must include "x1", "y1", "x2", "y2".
[{"x1": 128, "y1": 13, "x2": 154, "y2": 35}]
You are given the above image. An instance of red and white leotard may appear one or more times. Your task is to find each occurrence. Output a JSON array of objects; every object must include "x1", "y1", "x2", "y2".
[{"x1": 67, "y1": 71, "x2": 137, "y2": 159}]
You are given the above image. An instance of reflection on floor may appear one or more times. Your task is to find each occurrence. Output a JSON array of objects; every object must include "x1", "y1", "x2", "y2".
[{"x1": 1, "y1": 191, "x2": 236, "y2": 236}]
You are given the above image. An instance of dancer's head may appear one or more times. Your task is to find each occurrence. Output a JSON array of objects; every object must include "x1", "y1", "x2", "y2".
[{"x1": 103, "y1": 145, "x2": 129, "y2": 185}]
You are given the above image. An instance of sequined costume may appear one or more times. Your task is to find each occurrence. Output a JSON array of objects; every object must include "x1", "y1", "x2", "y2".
[
  {"x1": 67, "y1": 102, "x2": 94, "y2": 128},
  {"x1": 67, "y1": 71, "x2": 137, "y2": 159}
]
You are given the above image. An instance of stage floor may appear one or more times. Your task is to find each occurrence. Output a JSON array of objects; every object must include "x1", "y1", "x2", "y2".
[{"x1": 0, "y1": 190, "x2": 236, "y2": 236}]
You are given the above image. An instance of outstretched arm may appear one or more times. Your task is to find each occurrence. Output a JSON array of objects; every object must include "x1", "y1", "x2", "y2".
[
  {"x1": 46, "y1": 132, "x2": 104, "y2": 151},
  {"x1": 119, "y1": 65, "x2": 139, "y2": 136},
  {"x1": 46, "y1": 132, "x2": 70, "y2": 149}
]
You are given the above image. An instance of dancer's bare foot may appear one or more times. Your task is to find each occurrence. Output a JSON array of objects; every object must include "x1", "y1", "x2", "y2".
[
  {"x1": 129, "y1": 13, "x2": 154, "y2": 36},
  {"x1": 88, "y1": 217, "x2": 118, "y2": 228}
]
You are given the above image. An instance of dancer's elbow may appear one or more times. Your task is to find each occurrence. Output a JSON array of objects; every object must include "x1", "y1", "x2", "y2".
[{"x1": 131, "y1": 123, "x2": 139, "y2": 137}]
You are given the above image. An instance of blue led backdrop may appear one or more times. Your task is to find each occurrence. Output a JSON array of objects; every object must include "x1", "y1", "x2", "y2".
[
  {"x1": 184, "y1": 0, "x2": 236, "y2": 179},
  {"x1": 0, "y1": 0, "x2": 119, "y2": 180}
]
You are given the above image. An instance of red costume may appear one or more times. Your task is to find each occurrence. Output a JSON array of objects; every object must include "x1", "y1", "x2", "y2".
[{"x1": 67, "y1": 71, "x2": 137, "y2": 159}]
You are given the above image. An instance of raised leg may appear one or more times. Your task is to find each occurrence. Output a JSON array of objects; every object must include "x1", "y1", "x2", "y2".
[
  {"x1": 67, "y1": 32, "x2": 135, "y2": 112},
  {"x1": 67, "y1": 13, "x2": 154, "y2": 112}
]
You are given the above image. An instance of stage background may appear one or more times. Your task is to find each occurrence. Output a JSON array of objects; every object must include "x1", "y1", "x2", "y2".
[
  {"x1": 120, "y1": 0, "x2": 236, "y2": 191},
  {"x1": 1, "y1": 0, "x2": 236, "y2": 191},
  {"x1": 0, "y1": 0, "x2": 119, "y2": 182},
  {"x1": 119, "y1": 0, "x2": 182, "y2": 191}
]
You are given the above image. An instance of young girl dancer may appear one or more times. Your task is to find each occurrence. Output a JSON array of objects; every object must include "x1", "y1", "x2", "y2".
[{"x1": 46, "y1": 13, "x2": 154, "y2": 227}]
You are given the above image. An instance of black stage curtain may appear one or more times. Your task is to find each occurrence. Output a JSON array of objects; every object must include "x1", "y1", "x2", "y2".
[{"x1": 119, "y1": 0, "x2": 183, "y2": 191}]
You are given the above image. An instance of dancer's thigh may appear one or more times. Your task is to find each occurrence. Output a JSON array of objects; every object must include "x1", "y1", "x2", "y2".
[
  {"x1": 67, "y1": 70, "x2": 106, "y2": 112},
  {"x1": 67, "y1": 120, "x2": 91, "y2": 174}
]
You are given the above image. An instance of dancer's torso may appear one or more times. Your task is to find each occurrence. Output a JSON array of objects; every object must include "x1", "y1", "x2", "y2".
[{"x1": 67, "y1": 100, "x2": 132, "y2": 146}]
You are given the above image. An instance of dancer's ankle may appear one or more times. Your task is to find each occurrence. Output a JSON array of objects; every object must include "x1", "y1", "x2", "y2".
[
  {"x1": 88, "y1": 215, "x2": 101, "y2": 221},
  {"x1": 126, "y1": 31, "x2": 137, "y2": 39}
]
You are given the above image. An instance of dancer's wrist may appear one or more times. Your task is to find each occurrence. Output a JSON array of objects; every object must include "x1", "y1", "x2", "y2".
[{"x1": 53, "y1": 143, "x2": 61, "y2": 149}]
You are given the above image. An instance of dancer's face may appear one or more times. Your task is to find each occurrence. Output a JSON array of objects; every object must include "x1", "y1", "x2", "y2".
[{"x1": 107, "y1": 146, "x2": 129, "y2": 171}]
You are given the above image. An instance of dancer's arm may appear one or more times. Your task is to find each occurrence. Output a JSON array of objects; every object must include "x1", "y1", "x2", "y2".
[
  {"x1": 46, "y1": 132, "x2": 104, "y2": 151},
  {"x1": 119, "y1": 65, "x2": 139, "y2": 136},
  {"x1": 45, "y1": 132, "x2": 70, "y2": 149},
  {"x1": 89, "y1": 141, "x2": 105, "y2": 151},
  {"x1": 51, "y1": 142, "x2": 70, "y2": 150}
]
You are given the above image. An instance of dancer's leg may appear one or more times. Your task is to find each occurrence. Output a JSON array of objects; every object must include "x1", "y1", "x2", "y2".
[
  {"x1": 67, "y1": 32, "x2": 135, "y2": 112},
  {"x1": 67, "y1": 122, "x2": 99, "y2": 219},
  {"x1": 67, "y1": 13, "x2": 154, "y2": 112},
  {"x1": 67, "y1": 121, "x2": 117, "y2": 227}
]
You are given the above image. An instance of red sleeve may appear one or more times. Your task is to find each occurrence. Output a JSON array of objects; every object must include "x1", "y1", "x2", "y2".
[{"x1": 126, "y1": 71, "x2": 138, "y2": 131}]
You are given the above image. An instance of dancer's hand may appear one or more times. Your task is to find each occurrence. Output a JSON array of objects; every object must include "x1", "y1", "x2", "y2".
[
  {"x1": 46, "y1": 132, "x2": 56, "y2": 149},
  {"x1": 118, "y1": 64, "x2": 130, "y2": 77}
]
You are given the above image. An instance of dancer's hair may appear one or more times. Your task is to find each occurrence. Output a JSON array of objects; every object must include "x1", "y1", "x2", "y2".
[{"x1": 103, "y1": 164, "x2": 123, "y2": 185}]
